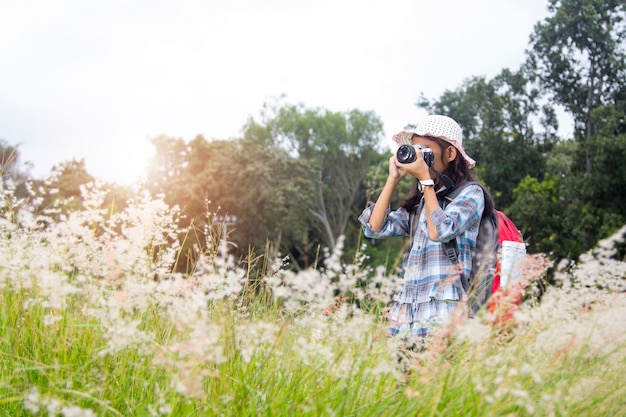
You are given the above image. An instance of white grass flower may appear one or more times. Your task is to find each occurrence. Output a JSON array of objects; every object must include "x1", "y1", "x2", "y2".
[
  {"x1": 519, "y1": 226, "x2": 626, "y2": 360},
  {"x1": 293, "y1": 334, "x2": 335, "y2": 368},
  {"x1": 565, "y1": 376, "x2": 604, "y2": 405},
  {"x1": 23, "y1": 387, "x2": 41, "y2": 414},
  {"x1": 520, "y1": 362, "x2": 542, "y2": 384},
  {"x1": 44, "y1": 397, "x2": 63, "y2": 415},
  {"x1": 43, "y1": 313, "x2": 63, "y2": 326},
  {"x1": 455, "y1": 316, "x2": 491, "y2": 345},
  {"x1": 22, "y1": 387, "x2": 97, "y2": 417},
  {"x1": 4, "y1": 167, "x2": 625, "y2": 415},
  {"x1": 60, "y1": 405, "x2": 97, "y2": 417},
  {"x1": 234, "y1": 321, "x2": 280, "y2": 364},
  {"x1": 366, "y1": 265, "x2": 403, "y2": 305},
  {"x1": 265, "y1": 268, "x2": 336, "y2": 314},
  {"x1": 98, "y1": 317, "x2": 153, "y2": 356}
]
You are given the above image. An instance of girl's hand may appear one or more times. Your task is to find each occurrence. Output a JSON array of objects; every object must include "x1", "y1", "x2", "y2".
[
  {"x1": 388, "y1": 155, "x2": 407, "y2": 181},
  {"x1": 392, "y1": 147, "x2": 432, "y2": 181}
]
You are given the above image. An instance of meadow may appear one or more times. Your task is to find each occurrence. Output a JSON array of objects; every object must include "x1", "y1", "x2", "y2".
[{"x1": 1, "y1": 180, "x2": 625, "y2": 416}]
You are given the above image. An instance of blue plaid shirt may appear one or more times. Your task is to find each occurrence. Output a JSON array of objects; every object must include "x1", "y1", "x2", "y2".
[{"x1": 359, "y1": 184, "x2": 485, "y2": 337}]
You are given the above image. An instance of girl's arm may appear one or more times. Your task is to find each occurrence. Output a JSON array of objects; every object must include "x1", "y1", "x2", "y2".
[
  {"x1": 422, "y1": 185, "x2": 441, "y2": 240},
  {"x1": 394, "y1": 149, "x2": 437, "y2": 238},
  {"x1": 369, "y1": 155, "x2": 405, "y2": 232}
]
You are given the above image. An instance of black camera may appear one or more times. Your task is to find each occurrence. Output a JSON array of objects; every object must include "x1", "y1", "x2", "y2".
[{"x1": 396, "y1": 144, "x2": 434, "y2": 167}]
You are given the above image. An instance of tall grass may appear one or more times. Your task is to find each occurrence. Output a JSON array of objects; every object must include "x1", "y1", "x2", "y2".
[{"x1": 1, "y1": 178, "x2": 625, "y2": 416}]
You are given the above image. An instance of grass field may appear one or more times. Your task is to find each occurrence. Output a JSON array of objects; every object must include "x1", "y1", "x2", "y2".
[{"x1": 1, "y1": 183, "x2": 625, "y2": 416}]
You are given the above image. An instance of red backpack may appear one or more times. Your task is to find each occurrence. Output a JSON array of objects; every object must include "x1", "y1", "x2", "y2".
[{"x1": 488, "y1": 211, "x2": 525, "y2": 323}]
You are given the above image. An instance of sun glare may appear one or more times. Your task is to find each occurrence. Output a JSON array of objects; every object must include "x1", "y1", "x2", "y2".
[{"x1": 92, "y1": 136, "x2": 155, "y2": 186}]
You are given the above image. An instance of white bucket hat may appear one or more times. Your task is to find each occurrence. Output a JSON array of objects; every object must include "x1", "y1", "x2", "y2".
[{"x1": 392, "y1": 115, "x2": 476, "y2": 169}]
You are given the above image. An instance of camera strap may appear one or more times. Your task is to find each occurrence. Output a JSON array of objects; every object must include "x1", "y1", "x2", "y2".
[{"x1": 431, "y1": 168, "x2": 455, "y2": 190}]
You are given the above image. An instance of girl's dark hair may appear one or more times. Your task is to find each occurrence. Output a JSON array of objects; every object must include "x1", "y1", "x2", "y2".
[{"x1": 401, "y1": 136, "x2": 476, "y2": 212}]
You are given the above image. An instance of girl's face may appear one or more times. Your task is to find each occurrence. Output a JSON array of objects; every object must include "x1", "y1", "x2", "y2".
[{"x1": 411, "y1": 135, "x2": 457, "y2": 173}]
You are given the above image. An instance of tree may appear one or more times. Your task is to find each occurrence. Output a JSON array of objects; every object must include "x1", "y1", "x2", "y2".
[
  {"x1": 16, "y1": 159, "x2": 99, "y2": 228},
  {"x1": 571, "y1": 108, "x2": 626, "y2": 247},
  {"x1": 417, "y1": 70, "x2": 558, "y2": 209},
  {"x1": 509, "y1": 174, "x2": 568, "y2": 256},
  {"x1": 146, "y1": 135, "x2": 191, "y2": 200},
  {"x1": 528, "y1": 0, "x2": 626, "y2": 170},
  {"x1": 507, "y1": 104, "x2": 626, "y2": 260},
  {"x1": 527, "y1": 0, "x2": 626, "y2": 250},
  {"x1": 254, "y1": 99, "x2": 385, "y2": 253},
  {"x1": 146, "y1": 134, "x2": 318, "y2": 271},
  {"x1": 37, "y1": 159, "x2": 94, "y2": 208}
]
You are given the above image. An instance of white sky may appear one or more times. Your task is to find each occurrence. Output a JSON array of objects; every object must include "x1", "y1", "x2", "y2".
[{"x1": 1, "y1": 0, "x2": 554, "y2": 185}]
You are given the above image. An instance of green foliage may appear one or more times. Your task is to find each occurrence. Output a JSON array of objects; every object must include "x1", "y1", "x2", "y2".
[
  {"x1": 144, "y1": 98, "x2": 386, "y2": 271},
  {"x1": 361, "y1": 237, "x2": 407, "y2": 276},
  {"x1": 417, "y1": 70, "x2": 558, "y2": 209},
  {"x1": 510, "y1": 175, "x2": 571, "y2": 257},
  {"x1": 359, "y1": 151, "x2": 415, "y2": 273},
  {"x1": 259, "y1": 99, "x2": 385, "y2": 254},
  {"x1": 551, "y1": 103, "x2": 626, "y2": 255},
  {"x1": 146, "y1": 134, "x2": 316, "y2": 271},
  {"x1": 508, "y1": 123, "x2": 626, "y2": 259},
  {"x1": 412, "y1": 0, "x2": 626, "y2": 259},
  {"x1": 48, "y1": 159, "x2": 96, "y2": 200},
  {"x1": 576, "y1": 132, "x2": 626, "y2": 242},
  {"x1": 24, "y1": 159, "x2": 96, "y2": 221},
  {"x1": 5, "y1": 0, "x2": 625, "y2": 272},
  {"x1": 528, "y1": 0, "x2": 626, "y2": 137},
  {"x1": 524, "y1": 0, "x2": 626, "y2": 252}
]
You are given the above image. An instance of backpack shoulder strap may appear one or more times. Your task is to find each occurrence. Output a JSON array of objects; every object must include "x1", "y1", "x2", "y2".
[
  {"x1": 442, "y1": 181, "x2": 470, "y2": 207},
  {"x1": 442, "y1": 181, "x2": 494, "y2": 215},
  {"x1": 440, "y1": 181, "x2": 496, "y2": 293}
]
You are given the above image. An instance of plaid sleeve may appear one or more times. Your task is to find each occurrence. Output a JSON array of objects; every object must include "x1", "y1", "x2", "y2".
[
  {"x1": 358, "y1": 205, "x2": 411, "y2": 238},
  {"x1": 429, "y1": 184, "x2": 485, "y2": 243}
]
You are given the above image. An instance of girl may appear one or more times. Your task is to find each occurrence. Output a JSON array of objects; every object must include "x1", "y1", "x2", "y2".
[{"x1": 359, "y1": 114, "x2": 490, "y2": 338}]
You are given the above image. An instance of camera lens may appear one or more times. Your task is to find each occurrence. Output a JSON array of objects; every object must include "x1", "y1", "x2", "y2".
[{"x1": 396, "y1": 144, "x2": 417, "y2": 164}]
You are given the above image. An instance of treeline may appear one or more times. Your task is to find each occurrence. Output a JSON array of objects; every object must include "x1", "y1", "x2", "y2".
[{"x1": 2, "y1": 0, "x2": 625, "y2": 272}]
